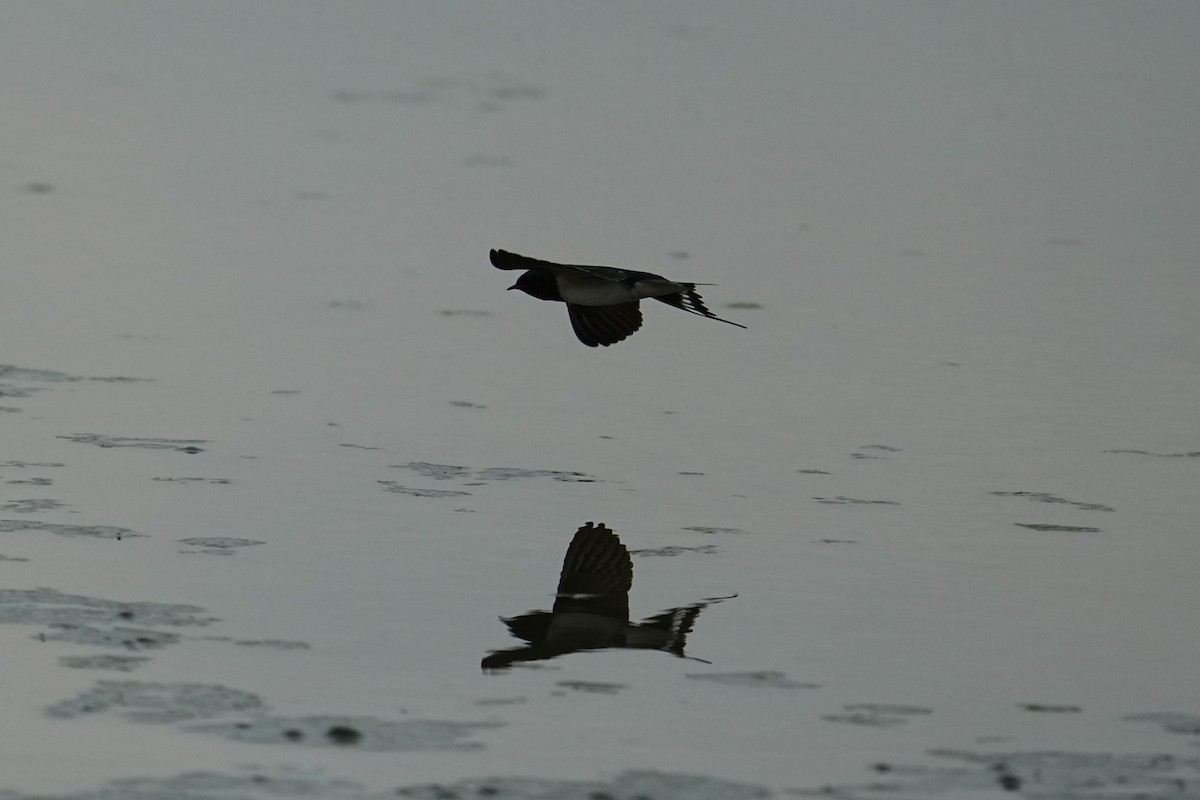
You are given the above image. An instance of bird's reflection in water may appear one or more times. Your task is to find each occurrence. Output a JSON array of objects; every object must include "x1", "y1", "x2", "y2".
[{"x1": 482, "y1": 522, "x2": 736, "y2": 672}]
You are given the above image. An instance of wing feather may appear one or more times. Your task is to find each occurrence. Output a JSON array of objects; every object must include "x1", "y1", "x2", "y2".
[{"x1": 567, "y1": 302, "x2": 643, "y2": 346}]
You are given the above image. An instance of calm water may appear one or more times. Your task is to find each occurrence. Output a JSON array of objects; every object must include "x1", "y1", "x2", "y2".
[{"x1": 2, "y1": 3, "x2": 1198, "y2": 798}]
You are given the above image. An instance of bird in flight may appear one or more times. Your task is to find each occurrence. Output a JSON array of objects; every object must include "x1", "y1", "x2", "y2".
[
  {"x1": 481, "y1": 522, "x2": 736, "y2": 671},
  {"x1": 491, "y1": 249, "x2": 746, "y2": 347}
]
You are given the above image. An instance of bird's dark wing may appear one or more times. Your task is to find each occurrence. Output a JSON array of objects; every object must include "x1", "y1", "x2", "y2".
[
  {"x1": 490, "y1": 249, "x2": 570, "y2": 272},
  {"x1": 567, "y1": 303, "x2": 643, "y2": 347},
  {"x1": 552, "y1": 522, "x2": 632, "y2": 620},
  {"x1": 490, "y1": 249, "x2": 662, "y2": 284},
  {"x1": 653, "y1": 288, "x2": 747, "y2": 329}
]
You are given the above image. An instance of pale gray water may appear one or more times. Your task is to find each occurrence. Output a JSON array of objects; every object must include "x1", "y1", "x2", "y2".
[{"x1": 2, "y1": 3, "x2": 1198, "y2": 798}]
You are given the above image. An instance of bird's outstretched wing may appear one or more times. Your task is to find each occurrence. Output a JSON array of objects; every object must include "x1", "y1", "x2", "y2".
[
  {"x1": 490, "y1": 249, "x2": 664, "y2": 284},
  {"x1": 567, "y1": 303, "x2": 643, "y2": 347},
  {"x1": 490, "y1": 249, "x2": 570, "y2": 272}
]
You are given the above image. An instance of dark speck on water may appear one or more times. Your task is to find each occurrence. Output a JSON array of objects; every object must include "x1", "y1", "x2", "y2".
[{"x1": 326, "y1": 725, "x2": 362, "y2": 744}]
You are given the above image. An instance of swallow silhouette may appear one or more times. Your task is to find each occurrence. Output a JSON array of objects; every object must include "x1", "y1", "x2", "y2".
[
  {"x1": 491, "y1": 249, "x2": 746, "y2": 346},
  {"x1": 482, "y1": 522, "x2": 735, "y2": 671}
]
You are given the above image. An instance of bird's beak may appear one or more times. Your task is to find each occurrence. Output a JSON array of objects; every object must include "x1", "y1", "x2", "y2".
[{"x1": 507, "y1": 284, "x2": 518, "y2": 291}]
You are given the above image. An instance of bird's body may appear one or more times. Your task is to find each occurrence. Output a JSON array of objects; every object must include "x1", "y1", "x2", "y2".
[{"x1": 491, "y1": 249, "x2": 745, "y2": 347}]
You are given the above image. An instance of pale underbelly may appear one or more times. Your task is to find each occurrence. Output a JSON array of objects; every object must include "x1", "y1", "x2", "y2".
[{"x1": 556, "y1": 275, "x2": 682, "y2": 305}]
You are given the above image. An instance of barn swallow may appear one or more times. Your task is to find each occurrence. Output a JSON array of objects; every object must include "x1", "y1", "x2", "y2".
[
  {"x1": 491, "y1": 249, "x2": 746, "y2": 347},
  {"x1": 482, "y1": 522, "x2": 735, "y2": 671}
]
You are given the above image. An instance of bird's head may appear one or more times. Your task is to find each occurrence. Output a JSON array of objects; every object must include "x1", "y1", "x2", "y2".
[{"x1": 507, "y1": 270, "x2": 561, "y2": 302}]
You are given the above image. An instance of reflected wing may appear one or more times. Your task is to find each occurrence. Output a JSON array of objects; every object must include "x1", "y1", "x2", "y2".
[{"x1": 552, "y1": 522, "x2": 632, "y2": 620}]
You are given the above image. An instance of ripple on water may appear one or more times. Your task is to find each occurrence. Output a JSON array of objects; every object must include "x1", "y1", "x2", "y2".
[
  {"x1": 57, "y1": 433, "x2": 205, "y2": 453},
  {"x1": 792, "y1": 746, "x2": 1200, "y2": 798},
  {"x1": 190, "y1": 715, "x2": 503, "y2": 752},
  {"x1": 47, "y1": 680, "x2": 265, "y2": 723},
  {"x1": 391, "y1": 462, "x2": 599, "y2": 483},
  {"x1": 686, "y1": 671, "x2": 819, "y2": 690},
  {"x1": 0, "y1": 520, "x2": 143, "y2": 539},
  {"x1": 0, "y1": 768, "x2": 770, "y2": 800}
]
